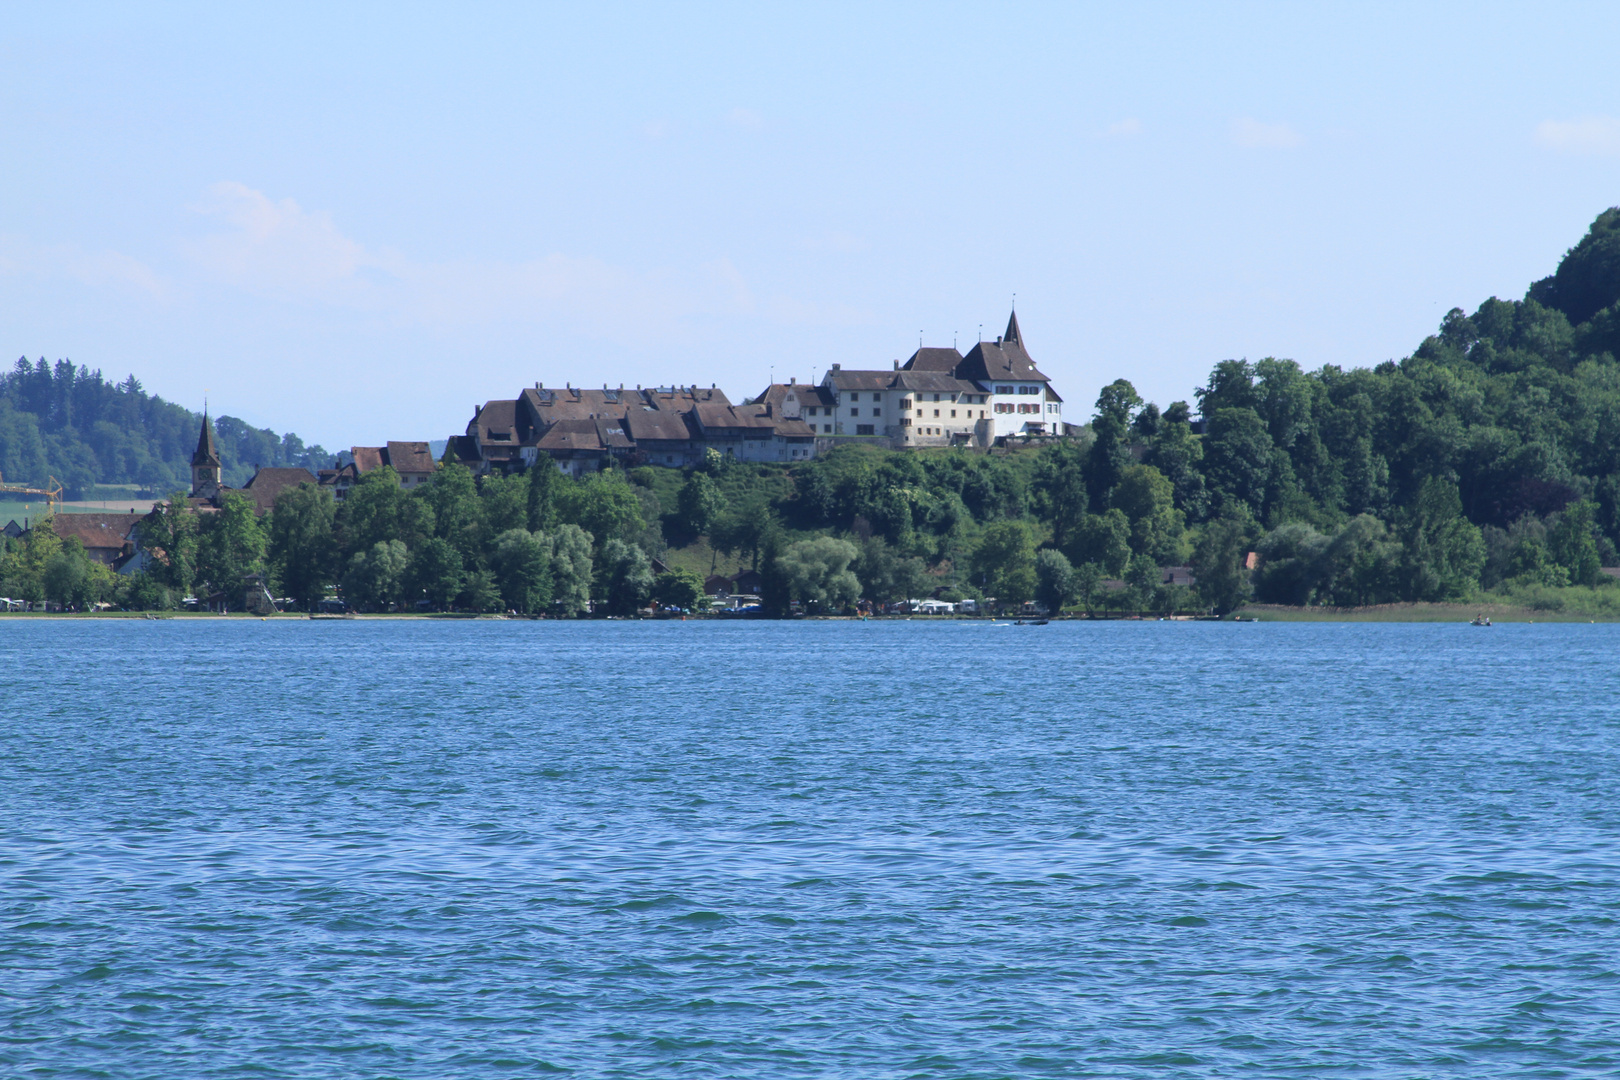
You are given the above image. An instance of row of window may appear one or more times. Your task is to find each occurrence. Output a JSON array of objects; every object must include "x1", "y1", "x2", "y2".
[{"x1": 994, "y1": 403, "x2": 1047, "y2": 414}]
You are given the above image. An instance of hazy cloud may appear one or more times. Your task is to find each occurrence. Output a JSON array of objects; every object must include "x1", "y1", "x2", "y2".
[
  {"x1": 1535, "y1": 116, "x2": 1620, "y2": 156},
  {"x1": 180, "y1": 183, "x2": 808, "y2": 344},
  {"x1": 0, "y1": 235, "x2": 167, "y2": 298},
  {"x1": 1231, "y1": 117, "x2": 1303, "y2": 148}
]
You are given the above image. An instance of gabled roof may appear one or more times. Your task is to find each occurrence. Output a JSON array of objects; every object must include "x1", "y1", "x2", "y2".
[
  {"x1": 45, "y1": 512, "x2": 145, "y2": 552},
  {"x1": 470, "y1": 400, "x2": 521, "y2": 439},
  {"x1": 901, "y1": 347, "x2": 965, "y2": 373},
  {"x1": 693, "y1": 401, "x2": 773, "y2": 432},
  {"x1": 384, "y1": 441, "x2": 436, "y2": 474},
  {"x1": 754, "y1": 382, "x2": 835, "y2": 412},
  {"x1": 623, "y1": 407, "x2": 694, "y2": 442},
  {"x1": 192, "y1": 412, "x2": 221, "y2": 467},
  {"x1": 535, "y1": 418, "x2": 607, "y2": 452},
  {"x1": 595, "y1": 418, "x2": 634, "y2": 449},
  {"x1": 350, "y1": 446, "x2": 387, "y2": 473},
  {"x1": 240, "y1": 467, "x2": 318, "y2": 513}
]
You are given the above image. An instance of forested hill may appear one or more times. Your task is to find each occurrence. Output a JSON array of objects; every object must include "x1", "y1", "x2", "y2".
[
  {"x1": 1084, "y1": 205, "x2": 1620, "y2": 605},
  {"x1": 0, "y1": 359, "x2": 330, "y2": 497}
]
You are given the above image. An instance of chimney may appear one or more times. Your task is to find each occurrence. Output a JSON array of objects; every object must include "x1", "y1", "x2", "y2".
[
  {"x1": 789, "y1": 376, "x2": 796, "y2": 385},
  {"x1": 535, "y1": 381, "x2": 540, "y2": 389},
  {"x1": 893, "y1": 360, "x2": 899, "y2": 370},
  {"x1": 832, "y1": 363, "x2": 841, "y2": 371}
]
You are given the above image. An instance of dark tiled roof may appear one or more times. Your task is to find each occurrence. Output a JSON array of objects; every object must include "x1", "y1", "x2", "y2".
[
  {"x1": 385, "y1": 441, "x2": 436, "y2": 474},
  {"x1": 825, "y1": 369, "x2": 978, "y2": 395},
  {"x1": 351, "y1": 446, "x2": 387, "y2": 473},
  {"x1": 958, "y1": 339, "x2": 1049, "y2": 384},
  {"x1": 241, "y1": 467, "x2": 318, "y2": 513},
  {"x1": 471, "y1": 400, "x2": 522, "y2": 441},
  {"x1": 46, "y1": 512, "x2": 144, "y2": 552},
  {"x1": 754, "y1": 382, "x2": 835, "y2": 412},
  {"x1": 624, "y1": 408, "x2": 693, "y2": 442},
  {"x1": 693, "y1": 402, "x2": 772, "y2": 432},
  {"x1": 596, "y1": 418, "x2": 635, "y2": 450},
  {"x1": 535, "y1": 419, "x2": 606, "y2": 452},
  {"x1": 901, "y1": 347, "x2": 964, "y2": 372}
]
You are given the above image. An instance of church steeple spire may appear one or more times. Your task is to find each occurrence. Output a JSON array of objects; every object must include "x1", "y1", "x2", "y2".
[
  {"x1": 191, "y1": 409, "x2": 222, "y2": 498},
  {"x1": 1004, "y1": 309, "x2": 1022, "y2": 347}
]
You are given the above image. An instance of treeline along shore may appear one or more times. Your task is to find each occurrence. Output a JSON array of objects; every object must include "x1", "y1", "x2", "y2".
[{"x1": 7, "y1": 209, "x2": 1620, "y2": 619}]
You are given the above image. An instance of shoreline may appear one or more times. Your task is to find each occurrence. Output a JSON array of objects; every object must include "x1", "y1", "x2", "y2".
[{"x1": 4, "y1": 604, "x2": 1618, "y2": 623}]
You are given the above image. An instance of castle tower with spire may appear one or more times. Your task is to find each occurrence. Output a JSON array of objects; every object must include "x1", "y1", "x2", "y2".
[{"x1": 191, "y1": 410, "x2": 222, "y2": 499}]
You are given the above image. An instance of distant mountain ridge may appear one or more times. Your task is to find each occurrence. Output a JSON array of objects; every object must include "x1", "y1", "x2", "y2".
[{"x1": 0, "y1": 359, "x2": 331, "y2": 498}]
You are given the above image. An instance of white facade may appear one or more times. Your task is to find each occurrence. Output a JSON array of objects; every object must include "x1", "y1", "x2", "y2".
[{"x1": 984, "y1": 381, "x2": 1062, "y2": 438}]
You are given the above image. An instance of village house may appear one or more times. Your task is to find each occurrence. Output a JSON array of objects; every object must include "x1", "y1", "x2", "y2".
[
  {"x1": 451, "y1": 382, "x2": 814, "y2": 475},
  {"x1": 318, "y1": 441, "x2": 436, "y2": 500}
]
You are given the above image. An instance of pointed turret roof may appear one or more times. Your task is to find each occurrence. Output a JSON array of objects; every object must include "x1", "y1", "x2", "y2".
[
  {"x1": 192, "y1": 410, "x2": 221, "y2": 467},
  {"x1": 1004, "y1": 309, "x2": 1022, "y2": 346}
]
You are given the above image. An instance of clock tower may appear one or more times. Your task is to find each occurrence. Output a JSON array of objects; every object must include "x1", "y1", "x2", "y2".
[{"x1": 191, "y1": 410, "x2": 222, "y2": 499}]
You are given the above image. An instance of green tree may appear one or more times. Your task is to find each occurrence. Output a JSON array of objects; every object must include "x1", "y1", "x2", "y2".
[
  {"x1": 1548, "y1": 500, "x2": 1603, "y2": 586},
  {"x1": 338, "y1": 467, "x2": 434, "y2": 556},
  {"x1": 1065, "y1": 509, "x2": 1132, "y2": 576},
  {"x1": 125, "y1": 572, "x2": 177, "y2": 611},
  {"x1": 597, "y1": 538, "x2": 654, "y2": 615},
  {"x1": 779, "y1": 536, "x2": 861, "y2": 613},
  {"x1": 267, "y1": 483, "x2": 337, "y2": 610},
  {"x1": 137, "y1": 493, "x2": 200, "y2": 592},
  {"x1": 676, "y1": 471, "x2": 726, "y2": 537},
  {"x1": 406, "y1": 537, "x2": 464, "y2": 611},
  {"x1": 491, "y1": 529, "x2": 553, "y2": 614},
  {"x1": 653, "y1": 567, "x2": 709, "y2": 611},
  {"x1": 1072, "y1": 561, "x2": 1103, "y2": 615},
  {"x1": 1398, "y1": 477, "x2": 1485, "y2": 601},
  {"x1": 1113, "y1": 464, "x2": 1187, "y2": 564},
  {"x1": 1202, "y1": 407, "x2": 1273, "y2": 517},
  {"x1": 558, "y1": 471, "x2": 643, "y2": 549},
  {"x1": 972, "y1": 520, "x2": 1038, "y2": 610},
  {"x1": 546, "y1": 524, "x2": 594, "y2": 616},
  {"x1": 478, "y1": 472, "x2": 530, "y2": 542},
  {"x1": 342, "y1": 539, "x2": 409, "y2": 611},
  {"x1": 1033, "y1": 441, "x2": 1090, "y2": 550},
  {"x1": 420, "y1": 462, "x2": 484, "y2": 562},
  {"x1": 1034, "y1": 547, "x2": 1076, "y2": 614},
  {"x1": 1082, "y1": 379, "x2": 1141, "y2": 507},
  {"x1": 526, "y1": 461, "x2": 559, "y2": 532},
  {"x1": 1193, "y1": 516, "x2": 1253, "y2": 614},
  {"x1": 42, "y1": 540, "x2": 96, "y2": 610},
  {"x1": 195, "y1": 491, "x2": 268, "y2": 596},
  {"x1": 458, "y1": 568, "x2": 502, "y2": 613}
]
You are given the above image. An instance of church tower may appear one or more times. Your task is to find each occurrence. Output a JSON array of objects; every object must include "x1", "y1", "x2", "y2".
[{"x1": 191, "y1": 410, "x2": 222, "y2": 499}]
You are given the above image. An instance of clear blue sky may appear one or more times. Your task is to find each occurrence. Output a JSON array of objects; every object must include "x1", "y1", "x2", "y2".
[{"x1": 4, "y1": 2, "x2": 1618, "y2": 449}]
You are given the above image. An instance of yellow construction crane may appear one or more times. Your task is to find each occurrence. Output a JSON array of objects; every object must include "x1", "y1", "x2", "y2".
[{"x1": 0, "y1": 472, "x2": 64, "y2": 516}]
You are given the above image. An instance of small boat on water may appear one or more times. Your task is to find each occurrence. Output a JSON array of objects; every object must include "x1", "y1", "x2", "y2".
[
  {"x1": 1014, "y1": 619, "x2": 1050, "y2": 626},
  {"x1": 1470, "y1": 614, "x2": 1492, "y2": 626}
]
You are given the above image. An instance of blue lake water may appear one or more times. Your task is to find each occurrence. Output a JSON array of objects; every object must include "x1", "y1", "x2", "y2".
[{"x1": 2, "y1": 619, "x2": 1618, "y2": 1078}]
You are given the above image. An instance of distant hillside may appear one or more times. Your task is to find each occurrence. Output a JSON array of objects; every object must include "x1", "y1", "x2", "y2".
[{"x1": 0, "y1": 359, "x2": 330, "y2": 497}]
